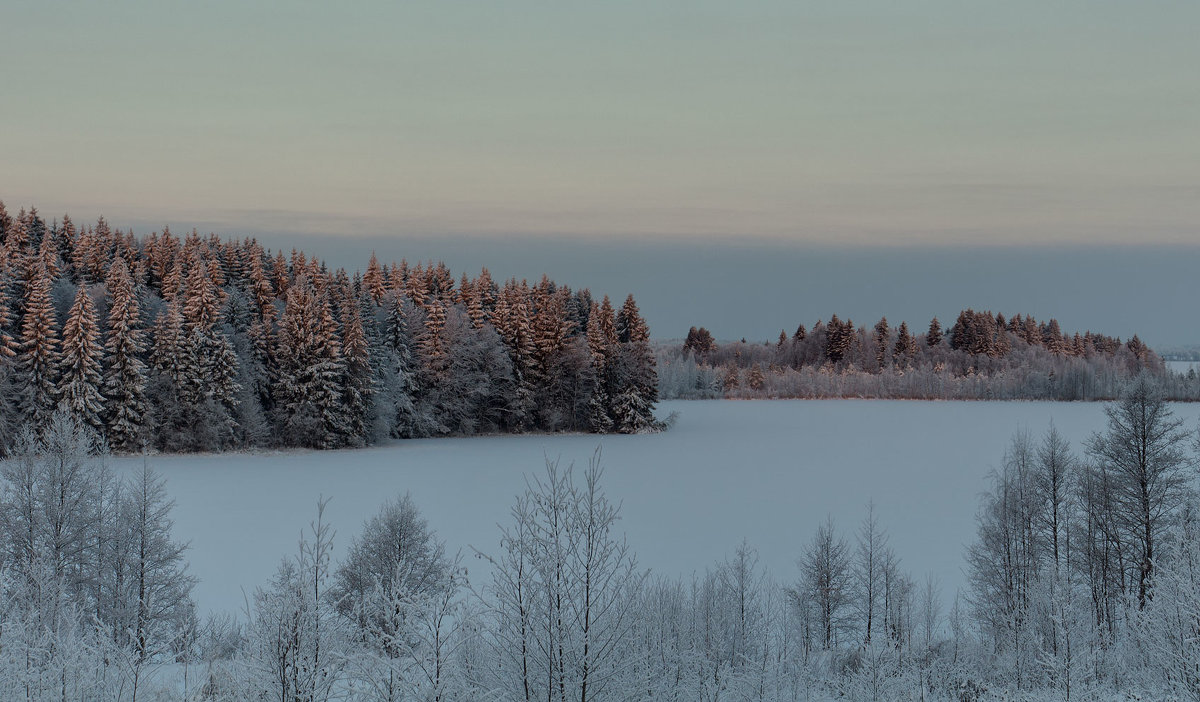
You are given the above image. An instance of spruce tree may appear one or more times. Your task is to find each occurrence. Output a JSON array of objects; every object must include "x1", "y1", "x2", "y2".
[
  {"x1": 59, "y1": 285, "x2": 106, "y2": 435},
  {"x1": 103, "y1": 258, "x2": 148, "y2": 451},
  {"x1": 271, "y1": 250, "x2": 289, "y2": 296},
  {"x1": 1043, "y1": 319, "x2": 1067, "y2": 355},
  {"x1": 54, "y1": 214, "x2": 78, "y2": 280},
  {"x1": 383, "y1": 292, "x2": 419, "y2": 437},
  {"x1": 363, "y1": 251, "x2": 386, "y2": 305},
  {"x1": 892, "y1": 321, "x2": 916, "y2": 368},
  {"x1": 470, "y1": 267, "x2": 496, "y2": 327},
  {"x1": 182, "y1": 255, "x2": 221, "y2": 332},
  {"x1": 824, "y1": 315, "x2": 854, "y2": 364},
  {"x1": 0, "y1": 277, "x2": 18, "y2": 451},
  {"x1": 197, "y1": 328, "x2": 241, "y2": 415},
  {"x1": 419, "y1": 300, "x2": 449, "y2": 381},
  {"x1": 872, "y1": 317, "x2": 889, "y2": 370},
  {"x1": 926, "y1": 317, "x2": 943, "y2": 347},
  {"x1": 17, "y1": 265, "x2": 61, "y2": 429},
  {"x1": 492, "y1": 281, "x2": 537, "y2": 429},
  {"x1": 274, "y1": 278, "x2": 350, "y2": 448},
  {"x1": 71, "y1": 223, "x2": 95, "y2": 283},
  {"x1": 528, "y1": 283, "x2": 573, "y2": 420},
  {"x1": 1022, "y1": 316, "x2": 1040, "y2": 346},
  {"x1": 610, "y1": 294, "x2": 657, "y2": 433},
  {"x1": 341, "y1": 304, "x2": 373, "y2": 443},
  {"x1": 246, "y1": 247, "x2": 276, "y2": 318},
  {"x1": 0, "y1": 279, "x2": 17, "y2": 359},
  {"x1": 161, "y1": 258, "x2": 183, "y2": 301},
  {"x1": 2, "y1": 220, "x2": 27, "y2": 281},
  {"x1": 992, "y1": 322, "x2": 1012, "y2": 357},
  {"x1": 615, "y1": 294, "x2": 648, "y2": 344},
  {"x1": 585, "y1": 300, "x2": 615, "y2": 433},
  {"x1": 37, "y1": 225, "x2": 60, "y2": 279},
  {"x1": 150, "y1": 302, "x2": 198, "y2": 401},
  {"x1": 0, "y1": 200, "x2": 14, "y2": 269}
]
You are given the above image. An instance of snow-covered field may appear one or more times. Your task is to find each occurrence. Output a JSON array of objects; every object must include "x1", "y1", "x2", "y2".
[
  {"x1": 110, "y1": 399, "x2": 1200, "y2": 617},
  {"x1": 1167, "y1": 359, "x2": 1200, "y2": 374}
]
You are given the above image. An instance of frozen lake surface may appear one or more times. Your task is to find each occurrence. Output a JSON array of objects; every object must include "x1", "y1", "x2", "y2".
[{"x1": 110, "y1": 399, "x2": 1200, "y2": 617}]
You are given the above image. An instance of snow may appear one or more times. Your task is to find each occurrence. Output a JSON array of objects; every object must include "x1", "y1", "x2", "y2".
[
  {"x1": 108, "y1": 399, "x2": 1200, "y2": 617},
  {"x1": 1167, "y1": 360, "x2": 1200, "y2": 374}
]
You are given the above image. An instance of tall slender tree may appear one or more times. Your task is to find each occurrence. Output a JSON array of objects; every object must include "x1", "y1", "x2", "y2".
[
  {"x1": 274, "y1": 277, "x2": 349, "y2": 448},
  {"x1": 926, "y1": 317, "x2": 943, "y2": 347},
  {"x1": 611, "y1": 295, "x2": 658, "y2": 433},
  {"x1": 103, "y1": 258, "x2": 148, "y2": 451},
  {"x1": 58, "y1": 286, "x2": 105, "y2": 434},
  {"x1": 341, "y1": 304, "x2": 373, "y2": 443},
  {"x1": 17, "y1": 265, "x2": 61, "y2": 429},
  {"x1": 1087, "y1": 374, "x2": 1192, "y2": 609}
]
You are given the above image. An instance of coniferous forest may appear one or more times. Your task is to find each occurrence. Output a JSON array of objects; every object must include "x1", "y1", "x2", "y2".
[
  {"x1": 0, "y1": 203, "x2": 660, "y2": 454},
  {"x1": 661, "y1": 311, "x2": 1179, "y2": 401}
]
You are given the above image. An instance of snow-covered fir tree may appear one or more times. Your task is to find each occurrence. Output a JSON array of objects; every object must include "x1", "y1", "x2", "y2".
[
  {"x1": 585, "y1": 299, "x2": 616, "y2": 433},
  {"x1": 274, "y1": 277, "x2": 350, "y2": 448},
  {"x1": 16, "y1": 264, "x2": 61, "y2": 430},
  {"x1": 340, "y1": 303, "x2": 373, "y2": 444},
  {"x1": 383, "y1": 290, "x2": 420, "y2": 438},
  {"x1": 0, "y1": 276, "x2": 17, "y2": 359},
  {"x1": 611, "y1": 294, "x2": 659, "y2": 433},
  {"x1": 58, "y1": 285, "x2": 105, "y2": 435},
  {"x1": 893, "y1": 321, "x2": 916, "y2": 368},
  {"x1": 926, "y1": 316, "x2": 943, "y2": 347}
]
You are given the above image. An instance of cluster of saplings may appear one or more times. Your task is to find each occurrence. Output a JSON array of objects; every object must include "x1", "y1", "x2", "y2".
[
  {"x1": 3, "y1": 376, "x2": 1199, "y2": 700},
  {"x1": 0, "y1": 203, "x2": 660, "y2": 454},
  {"x1": 662, "y1": 310, "x2": 1163, "y2": 401},
  {"x1": 962, "y1": 373, "x2": 1200, "y2": 698}
]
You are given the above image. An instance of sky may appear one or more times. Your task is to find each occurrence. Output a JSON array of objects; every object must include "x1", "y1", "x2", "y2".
[{"x1": 2, "y1": 1, "x2": 1198, "y2": 343}]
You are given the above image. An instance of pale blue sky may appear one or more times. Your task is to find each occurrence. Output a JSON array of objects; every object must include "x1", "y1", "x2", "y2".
[{"x1": 2, "y1": 0, "x2": 1198, "y2": 244}]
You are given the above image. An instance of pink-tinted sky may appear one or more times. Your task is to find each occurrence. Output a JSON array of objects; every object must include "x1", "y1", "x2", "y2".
[{"x1": 2, "y1": 0, "x2": 1198, "y2": 246}]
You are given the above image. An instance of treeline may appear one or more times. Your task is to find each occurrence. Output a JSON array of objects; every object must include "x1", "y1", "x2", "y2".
[
  {"x1": 0, "y1": 203, "x2": 660, "y2": 453},
  {"x1": 3, "y1": 376, "x2": 1200, "y2": 700},
  {"x1": 662, "y1": 310, "x2": 1167, "y2": 401}
]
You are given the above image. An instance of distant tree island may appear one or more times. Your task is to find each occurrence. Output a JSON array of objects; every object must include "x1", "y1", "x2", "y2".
[{"x1": 660, "y1": 311, "x2": 1198, "y2": 401}]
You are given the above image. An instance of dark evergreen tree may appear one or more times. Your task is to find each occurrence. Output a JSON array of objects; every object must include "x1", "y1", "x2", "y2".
[
  {"x1": 872, "y1": 317, "x2": 889, "y2": 370},
  {"x1": 610, "y1": 295, "x2": 658, "y2": 433},
  {"x1": 585, "y1": 299, "x2": 616, "y2": 433},
  {"x1": 273, "y1": 278, "x2": 349, "y2": 448},
  {"x1": 0, "y1": 276, "x2": 17, "y2": 359},
  {"x1": 384, "y1": 291, "x2": 419, "y2": 438},
  {"x1": 341, "y1": 304, "x2": 373, "y2": 444},
  {"x1": 824, "y1": 315, "x2": 854, "y2": 364},
  {"x1": 893, "y1": 321, "x2": 916, "y2": 368},
  {"x1": 926, "y1": 317, "x2": 943, "y2": 347},
  {"x1": 58, "y1": 286, "x2": 105, "y2": 435},
  {"x1": 17, "y1": 265, "x2": 61, "y2": 429}
]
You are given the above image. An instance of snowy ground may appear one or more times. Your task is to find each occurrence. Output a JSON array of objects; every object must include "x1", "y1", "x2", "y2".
[
  {"x1": 1167, "y1": 359, "x2": 1200, "y2": 374},
  {"x1": 108, "y1": 399, "x2": 1200, "y2": 617}
]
